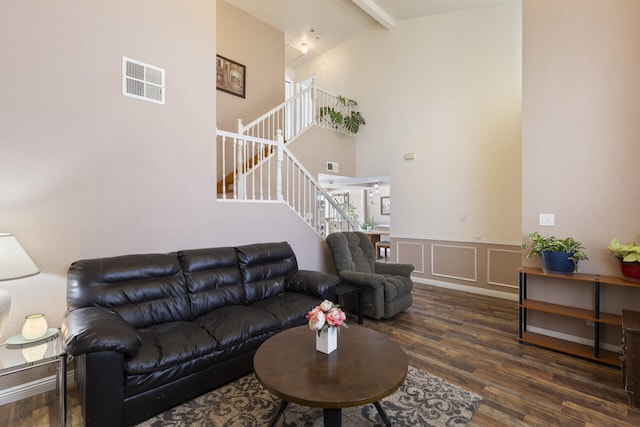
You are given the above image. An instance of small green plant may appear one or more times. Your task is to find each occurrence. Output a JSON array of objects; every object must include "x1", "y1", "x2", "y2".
[
  {"x1": 523, "y1": 232, "x2": 589, "y2": 268},
  {"x1": 319, "y1": 95, "x2": 366, "y2": 134},
  {"x1": 608, "y1": 238, "x2": 640, "y2": 263},
  {"x1": 360, "y1": 218, "x2": 375, "y2": 230}
]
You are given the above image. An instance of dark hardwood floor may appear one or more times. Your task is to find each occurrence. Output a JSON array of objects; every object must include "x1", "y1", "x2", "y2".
[{"x1": 2, "y1": 283, "x2": 639, "y2": 426}]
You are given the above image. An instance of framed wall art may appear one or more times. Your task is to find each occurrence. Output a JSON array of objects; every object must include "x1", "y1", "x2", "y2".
[
  {"x1": 216, "y1": 55, "x2": 245, "y2": 98},
  {"x1": 381, "y1": 196, "x2": 390, "y2": 215}
]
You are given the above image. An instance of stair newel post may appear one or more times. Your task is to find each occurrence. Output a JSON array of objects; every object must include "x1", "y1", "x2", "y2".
[
  {"x1": 276, "y1": 129, "x2": 284, "y2": 202},
  {"x1": 311, "y1": 80, "x2": 318, "y2": 127},
  {"x1": 236, "y1": 119, "x2": 246, "y2": 199}
]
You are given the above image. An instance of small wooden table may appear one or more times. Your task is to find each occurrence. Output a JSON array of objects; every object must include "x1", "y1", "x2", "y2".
[
  {"x1": 333, "y1": 282, "x2": 364, "y2": 324},
  {"x1": 253, "y1": 324, "x2": 407, "y2": 427},
  {"x1": 622, "y1": 310, "x2": 640, "y2": 408},
  {"x1": 362, "y1": 230, "x2": 390, "y2": 248}
]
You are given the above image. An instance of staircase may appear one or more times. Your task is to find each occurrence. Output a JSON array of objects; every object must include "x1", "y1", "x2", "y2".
[{"x1": 216, "y1": 81, "x2": 359, "y2": 237}]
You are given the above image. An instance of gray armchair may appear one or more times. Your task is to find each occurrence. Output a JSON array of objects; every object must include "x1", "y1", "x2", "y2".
[{"x1": 325, "y1": 231, "x2": 414, "y2": 320}]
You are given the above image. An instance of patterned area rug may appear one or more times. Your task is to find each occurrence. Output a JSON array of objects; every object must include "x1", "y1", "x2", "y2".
[{"x1": 137, "y1": 366, "x2": 482, "y2": 427}]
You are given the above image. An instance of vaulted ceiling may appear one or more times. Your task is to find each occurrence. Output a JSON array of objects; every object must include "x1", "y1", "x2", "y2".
[{"x1": 224, "y1": 0, "x2": 513, "y2": 65}]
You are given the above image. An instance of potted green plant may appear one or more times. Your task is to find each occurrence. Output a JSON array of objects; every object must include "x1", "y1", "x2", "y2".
[
  {"x1": 608, "y1": 238, "x2": 640, "y2": 282},
  {"x1": 523, "y1": 232, "x2": 588, "y2": 274},
  {"x1": 319, "y1": 95, "x2": 366, "y2": 134},
  {"x1": 360, "y1": 218, "x2": 375, "y2": 231}
]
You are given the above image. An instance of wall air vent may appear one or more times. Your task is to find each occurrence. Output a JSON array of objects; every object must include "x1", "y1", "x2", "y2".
[
  {"x1": 326, "y1": 162, "x2": 339, "y2": 173},
  {"x1": 122, "y1": 57, "x2": 165, "y2": 105}
]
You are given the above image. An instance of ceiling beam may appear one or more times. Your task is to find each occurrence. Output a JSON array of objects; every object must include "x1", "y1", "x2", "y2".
[{"x1": 351, "y1": 0, "x2": 395, "y2": 30}]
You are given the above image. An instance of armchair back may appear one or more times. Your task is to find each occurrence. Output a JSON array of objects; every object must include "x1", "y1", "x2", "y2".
[{"x1": 326, "y1": 232, "x2": 376, "y2": 274}]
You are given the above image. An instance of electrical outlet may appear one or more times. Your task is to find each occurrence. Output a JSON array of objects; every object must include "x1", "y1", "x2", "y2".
[{"x1": 586, "y1": 320, "x2": 594, "y2": 327}]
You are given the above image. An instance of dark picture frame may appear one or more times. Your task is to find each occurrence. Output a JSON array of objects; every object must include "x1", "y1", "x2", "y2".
[
  {"x1": 381, "y1": 196, "x2": 390, "y2": 215},
  {"x1": 216, "y1": 55, "x2": 246, "y2": 98}
]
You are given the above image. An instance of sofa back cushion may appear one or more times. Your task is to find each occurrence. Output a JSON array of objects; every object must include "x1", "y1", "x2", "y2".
[
  {"x1": 66, "y1": 253, "x2": 191, "y2": 328},
  {"x1": 178, "y1": 247, "x2": 245, "y2": 317},
  {"x1": 236, "y1": 242, "x2": 298, "y2": 303}
]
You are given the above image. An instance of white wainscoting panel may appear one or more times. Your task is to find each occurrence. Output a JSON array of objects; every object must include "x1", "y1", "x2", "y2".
[
  {"x1": 487, "y1": 248, "x2": 521, "y2": 289},
  {"x1": 397, "y1": 241, "x2": 425, "y2": 273},
  {"x1": 431, "y1": 244, "x2": 477, "y2": 282}
]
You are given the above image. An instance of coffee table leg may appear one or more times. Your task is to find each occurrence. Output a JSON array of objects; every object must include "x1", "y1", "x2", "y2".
[
  {"x1": 269, "y1": 400, "x2": 289, "y2": 427},
  {"x1": 374, "y1": 401, "x2": 392, "y2": 427},
  {"x1": 323, "y1": 408, "x2": 342, "y2": 426}
]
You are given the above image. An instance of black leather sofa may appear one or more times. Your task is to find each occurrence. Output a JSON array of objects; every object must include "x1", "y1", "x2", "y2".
[{"x1": 61, "y1": 242, "x2": 338, "y2": 426}]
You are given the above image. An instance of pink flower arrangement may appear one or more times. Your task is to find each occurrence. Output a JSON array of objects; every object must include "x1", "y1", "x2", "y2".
[{"x1": 306, "y1": 299, "x2": 348, "y2": 336}]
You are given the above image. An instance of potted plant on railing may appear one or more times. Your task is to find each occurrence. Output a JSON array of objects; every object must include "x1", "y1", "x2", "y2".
[
  {"x1": 608, "y1": 238, "x2": 640, "y2": 282},
  {"x1": 319, "y1": 95, "x2": 366, "y2": 134},
  {"x1": 523, "y1": 232, "x2": 589, "y2": 274}
]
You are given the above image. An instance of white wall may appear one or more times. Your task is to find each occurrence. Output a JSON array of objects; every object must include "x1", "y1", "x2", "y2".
[
  {"x1": 0, "y1": 1, "x2": 330, "y2": 340},
  {"x1": 216, "y1": 1, "x2": 285, "y2": 132},
  {"x1": 522, "y1": 0, "x2": 640, "y2": 275},
  {"x1": 295, "y1": 2, "x2": 523, "y2": 244}
]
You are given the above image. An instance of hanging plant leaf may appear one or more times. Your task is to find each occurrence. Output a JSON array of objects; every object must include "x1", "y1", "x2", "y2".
[
  {"x1": 318, "y1": 95, "x2": 366, "y2": 134},
  {"x1": 343, "y1": 111, "x2": 366, "y2": 134}
]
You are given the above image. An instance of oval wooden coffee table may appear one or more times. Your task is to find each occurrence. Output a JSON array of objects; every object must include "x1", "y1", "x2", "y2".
[{"x1": 253, "y1": 324, "x2": 408, "y2": 427}]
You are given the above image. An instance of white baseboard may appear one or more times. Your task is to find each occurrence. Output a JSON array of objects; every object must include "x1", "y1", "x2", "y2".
[
  {"x1": 0, "y1": 370, "x2": 74, "y2": 406},
  {"x1": 413, "y1": 276, "x2": 519, "y2": 301},
  {"x1": 526, "y1": 325, "x2": 620, "y2": 353}
]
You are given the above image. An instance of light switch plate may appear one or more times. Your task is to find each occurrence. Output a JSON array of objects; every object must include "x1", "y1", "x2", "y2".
[{"x1": 539, "y1": 213, "x2": 555, "y2": 226}]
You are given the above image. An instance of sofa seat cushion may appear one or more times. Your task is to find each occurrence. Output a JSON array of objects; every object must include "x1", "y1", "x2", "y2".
[
  {"x1": 194, "y1": 305, "x2": 280, "y2": 350},
  {"x1": 123, "y1": 331, "x2": 271, "y2": 398},
  {"x1": 251, "y1": 293, "x2": 320, "y2": 327},
  {"x1": 125, "y1": 321, "x2": 217, "y2": 375}
]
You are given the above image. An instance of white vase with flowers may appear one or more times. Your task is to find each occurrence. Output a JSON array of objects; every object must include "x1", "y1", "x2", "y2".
[{"x1": 306, "y1": 299, "x2": 348, "y2": 354}]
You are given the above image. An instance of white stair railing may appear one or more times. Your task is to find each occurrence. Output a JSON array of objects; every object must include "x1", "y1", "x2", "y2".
[
  {"x1": 216, "y1": 129, "x2": 357, "y2": 237},
  {"x1": 217, "y1": 80, "x2": 360, "y2": 235},
  {"x1": 237, "y1": 80, "x2": 357, "y2": 143}
]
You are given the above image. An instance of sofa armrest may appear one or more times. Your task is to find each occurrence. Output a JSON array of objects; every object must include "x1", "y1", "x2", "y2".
[
  {"x1": 375, "y1": 262, "x2": 414, "y2": 277},
  {"x1": 62, "y1": 307, "x2": 141, "y2": 357},
  {"x1": 339, "y1": 270, "x2": 386, "y2": 289},
  {"x1": 285, "y1": 270, "x2": 339, "y2": 299}
]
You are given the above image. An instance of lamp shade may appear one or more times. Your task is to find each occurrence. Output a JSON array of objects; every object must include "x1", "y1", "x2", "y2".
[
  {"x1": 0, "y1": 233, "x2": 39, "y2": 341},
  {"x1": 0, "y1": 233, "x2": 39, "y2": 281}
]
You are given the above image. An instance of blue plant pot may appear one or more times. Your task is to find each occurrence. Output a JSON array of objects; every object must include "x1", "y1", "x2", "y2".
[{"x1": 541, "y1": 251, "x2": 575, "y2": 274}]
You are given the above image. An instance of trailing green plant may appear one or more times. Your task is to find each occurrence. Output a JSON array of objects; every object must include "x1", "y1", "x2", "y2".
[
  {"x1": 319, "y1": 95, "x2": 366, "y2": 134},
  {"x1": 346, "y1": 202, "x2": 358, "y2": 222},
  {"x1": 608, "y1": 238, "x2": 640, "y2": 263},
  {"x1": 522, "y1": 232, "x2": 589, "y2": 267}
]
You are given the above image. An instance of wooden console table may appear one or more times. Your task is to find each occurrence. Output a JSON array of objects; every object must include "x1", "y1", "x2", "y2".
[
  {"x1": 622, "y1": 309, "x2": 640, "y2": 407},
  {"x1": 518, "y1": 267, "x2": 640, "y2": 367}
]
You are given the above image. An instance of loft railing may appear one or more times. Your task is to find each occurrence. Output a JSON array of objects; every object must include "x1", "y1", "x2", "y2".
[
  {"x1": 237, "y1": 79, "x2": 357, "y2": 143},
  {"x1": 216, "y1": 129, "x2": 357, "y2": 237}
]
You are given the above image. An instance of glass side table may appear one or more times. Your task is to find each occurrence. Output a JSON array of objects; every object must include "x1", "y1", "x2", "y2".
[{"x1": 0, "y1": 330, "x2": 67, "y2": 426}]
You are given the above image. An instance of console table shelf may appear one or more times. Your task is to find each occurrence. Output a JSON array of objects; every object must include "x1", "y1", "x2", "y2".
[
  {"x1": 518, "y1": 267, "x2": 640, "y2": 367},
  {"x1": 521, "y1": 331, "x2": 621, "y2": 366}
]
